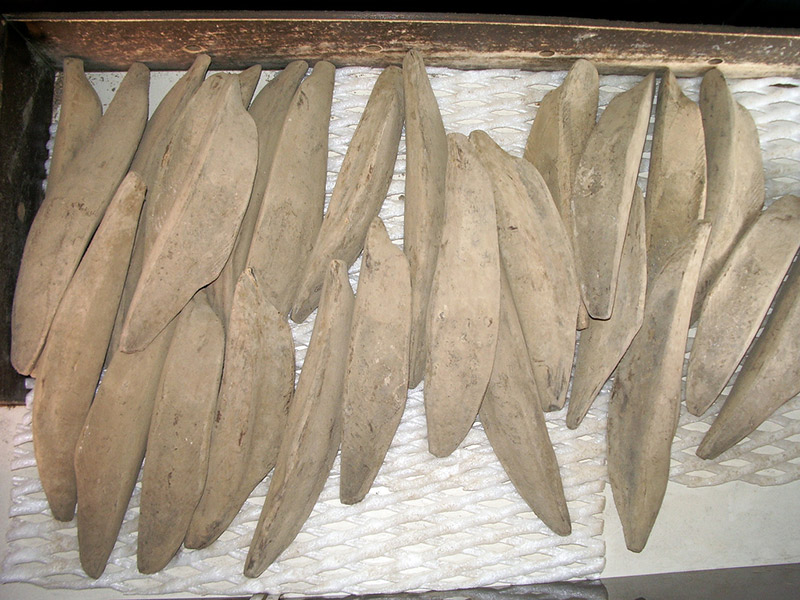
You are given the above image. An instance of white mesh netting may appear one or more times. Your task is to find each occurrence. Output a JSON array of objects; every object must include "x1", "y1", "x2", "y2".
[{"x1": 3, "y1": 64, "x2": 800, "y2": 594}]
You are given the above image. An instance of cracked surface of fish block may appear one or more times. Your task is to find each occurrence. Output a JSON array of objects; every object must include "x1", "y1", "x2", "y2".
[
  {"x1": 137, "y1": 292, "x2": 225, "y2": 574},
  {"x1": 291, "y1": 66, "x2": 404, "y2": 323},
  {"x1": 424, "y1": 133, "x2": 500, "y2": 457},
  {"x1": 341, "y1": 217, "x2": 411, "y2": 504},
  {"x1": 608, "y1": 221, "x2": 710, "y2": 553},
  {"x1": 480, "y1": 269, "x2": 571, "y2": 536},
  {"x1": 571, "y1": 73, "x2": 654, "y2": 320},
  {"x1": 32, "y1": 172, "x2": 146, "y2": 522},
  {"x1": 403, "y1": 49, "x2": 447, "y2": 388},
  {"x1": 11, "y1": 62, "x2": 149, "y2": 375},
  {"x1": 686, "y1": 195, "x2": 800, "y2": 416},
  {"x1": 245, "y1": 259, "x2": 354, "y2": 578}
]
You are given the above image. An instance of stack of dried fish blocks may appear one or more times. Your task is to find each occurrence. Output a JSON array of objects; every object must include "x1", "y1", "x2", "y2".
[{"x1": 10, "y1": 46, "x2": 800, "y2": 585}]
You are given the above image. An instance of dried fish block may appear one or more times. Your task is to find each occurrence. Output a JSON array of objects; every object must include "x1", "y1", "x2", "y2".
[
  {"x1": 32, "y1": 172, "x2": 145, "y2": 522},
  {"x1": 291, "y1": 66, "x2": 404, "y2": 323},
  {"x1": 109, "y1": 54, "x2": 211, "y2": 358},
  {"x1": 185, "y1": 269, "x2": 294, "y2": 550},
  {"x1": 11, "y1": 62, "x2": 149, "y2": 375},
  {"x1": 341, "y1": 217, "x2": 411, "y2": 504},
  {"x1": 137, "y1": 292, "x2": 225, "y2": 574},
  {"x1": 206, "y1": 60, "x2": 309, "y2": 321},
  {"x1": 471, "y1": 129, "x2": 579, "y2": 412},
  {"x1": 120, "y1": 73, "x2": 258, "y2": 352},
  {"x1": 424, "y1": 133, "x2": 500, "y2": 457},
  {"x1": 524, "y1": 58, "x2": 598, "y2": 329},
  {"x1": 524, "y1": 58, "x2": 598, "y2": 237},
  {"x1": 245, "y1": 61, "x2": 334, "y2": 317},
  {"x1": 480, "y1": 269, "x2": 571, "y2": 536},
  {"x1": 245, "y1": 259, "x2": 354, "y2": 578},
  {"x1": 47, "y1": 57, "x2": 102, "y2": 193},
  {"x1": 645, "y1": 69, "x2": 707, "y2": 285},
  {"x1": 571, "y1": 73, "x2": 654, "y2": 320},
  {"x1": 75, "y1": 320, "x2": 176, "y2": 579},
  {"x1": 403, "y1": 49, "x2": 447, "y2": 388},
  {"x1": 686, "y1": 195, "x2": 800, "y2": 416},
  {"x1": 568, "y1": 186, "x2": 646, "y2": 430},
  {"x1": 608, "y1": 221, "x2": 710, "y2": 553},
  {"x1": 692, "y1": 67, "x2": 765, "y2": 320},
  {"x1": 698, "y1": 256, "x2": 800, "y2": 460},
  {"x1": 238, "y1": 64, "x2": 262, "y2": 108}
]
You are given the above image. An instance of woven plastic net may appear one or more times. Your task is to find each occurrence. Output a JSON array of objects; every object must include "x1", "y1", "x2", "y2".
[{"x1": 3, "y1": 65, "x2": 800, "y2": 595}]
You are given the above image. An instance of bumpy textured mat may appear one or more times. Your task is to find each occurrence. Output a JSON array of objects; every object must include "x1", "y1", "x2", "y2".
[{"x1": 3, "y1": 65, "x2": 800, "y2": 595}]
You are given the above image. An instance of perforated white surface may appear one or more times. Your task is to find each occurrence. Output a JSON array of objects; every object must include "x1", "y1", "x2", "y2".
[{"x1": 3, "y1": 65, "x2": 800, "y2": 595}]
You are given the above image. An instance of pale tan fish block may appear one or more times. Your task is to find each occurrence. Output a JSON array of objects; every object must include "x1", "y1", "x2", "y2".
[
  {"x1": 692, "y1": 67, "x2": 765, "y2": 322},
  {"x1": 74, "y1": 319, "x2": 177, "y2": 579},
  {"x1": 341, "y1": 217, "x2": 411, "y2": 505},
  {"x1": 235, "y1": 287, "x2": 295, "y2": 505},
  {"x1": 686, "y1": 195, "x2": 800, "y2": 416},
  {"x1": 645, "y1": 69, "x2": 707, "y2": 286},
  {"x1": 244, "y1": 61, "x2": 335, "y2": 317},
  {"x1": 607, "y1": 221, "x2": 710, "y2": 553},
  {"x1": 568, "y1": 186, "x2": 647, "y2": 430},
  {"x1": 244, "y1": 259, "x2": 354, "y2": 578},
  {"x1": 120, "y1": 73, "x2": 258, "y2": 352},
  {"x1": 470, "y1": 129, "x2": 579, "y2": 412},
  {"x1": 480, "y1": 268, "x2": 571, "y2": 536},
  {"x1": 134, "y1": 54, "x2": 214, "y2": 265},
  {"x1": 697, "y1": 256, "x2": 800, "y2": 460},
  {"x1": 238, "y1": 64, "x2": 262, "y2": 108},
  {"x1": 424, "y1": 133, "x2": 500, "y2": 458},
  {"x1": 185, "y1": 269, "x2": 294, "y2": 549},
  {"x1": 571, "y1": 72, "x2": 655, "y2": 320},
  {"x1": 403, "y1": 49, "x2": 447, "y2": 388},
  {"x1": 205, "y1": 60, "x2": 309, "y2": 322},
  {"x1": 32, "y1": 173, "x2": 146, "y2": 522},
  {"x1": 137, "y1": 292, "x2": 225, "y2": 574},
  {"x1": 291, "y1": 65, "x2": 404, "y2": 323},
  {"x1": 108, "y1": 54, "x2": 211, "y2": 359},
  {"x1": 130, "y1": 54, "x2": 212, "y2": 187},
  {"x1": 47, "y1": 57, "x2": 102, "y2": 193},
  {"x1": 524, "y1": 59, "x2": 598, "y2": 236},
  {"x1": 11, "y1": 62, "x2": 149, "y2": 375},
  {"x1": 523, "y1": 58, "x2": 598, "y2": 330}
]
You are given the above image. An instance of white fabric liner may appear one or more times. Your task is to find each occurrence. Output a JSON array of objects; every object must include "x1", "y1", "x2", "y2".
[{"x1": 2, "y1": 65, "x2": 799, "y2": 595}]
